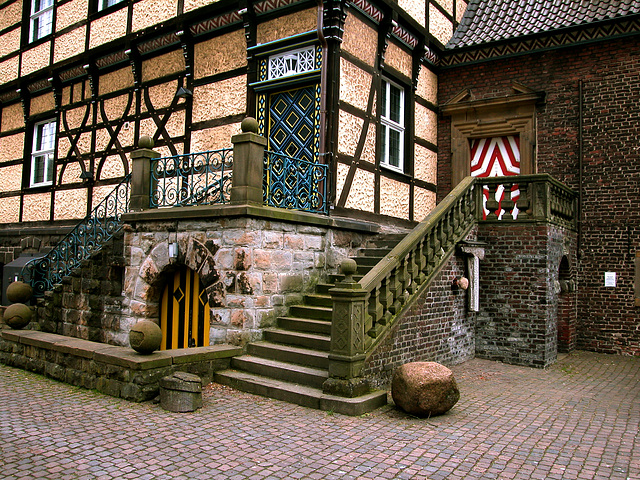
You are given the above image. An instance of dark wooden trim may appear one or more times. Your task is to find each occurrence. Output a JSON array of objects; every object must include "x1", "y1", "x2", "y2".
[
  {"x1": 414, "y1": 136, "x2": 437, "y2": 153},
  {"x1": 415, "y1": 95, "x2": 437, "y2": 113},
  {"x1": 193, "y1": 67, "x2": 249, "y2": 88},
  {"x1": 191, "y1": 114, "x2": 247, "y2": 132}
]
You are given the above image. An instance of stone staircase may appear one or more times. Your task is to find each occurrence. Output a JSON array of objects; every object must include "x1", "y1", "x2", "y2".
[{"x1": 214, "y1": 233, "x2": 406, "y2": 415}]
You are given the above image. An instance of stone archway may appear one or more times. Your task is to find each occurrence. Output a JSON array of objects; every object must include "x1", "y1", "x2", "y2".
[{"x1": 557, "y1": 255, "x2": 576, "y2": 353}]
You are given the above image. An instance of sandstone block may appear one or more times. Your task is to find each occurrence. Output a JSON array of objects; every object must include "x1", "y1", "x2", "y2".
[{"x1": 391, "y1": 362, "x2": 460, "y2": 417}]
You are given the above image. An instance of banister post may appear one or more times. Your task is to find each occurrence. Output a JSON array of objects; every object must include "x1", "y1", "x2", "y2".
[
  {"x1": 129, "y1": 135, "x2": 160, "y2": 211},
  {"x1": 323, "y1": 259, "x2": 370, "y2": 398},
  {"x1": 231, "y1": 117, "x2": 267, "y2": 205}
]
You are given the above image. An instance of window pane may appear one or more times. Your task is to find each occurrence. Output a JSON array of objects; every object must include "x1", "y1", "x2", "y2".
[
  {"x1": 389, "y1": 129, "x2": 401, "y2": 168},
  {"x1": 381, "y1": 125, "x2": 387, "y2": 163},
  {"x1": 33, "y1": 155, "x2": 46, "y2": 184},
  {"x1": 389, "y1": 85, "x2": 402, "y2": 124}
]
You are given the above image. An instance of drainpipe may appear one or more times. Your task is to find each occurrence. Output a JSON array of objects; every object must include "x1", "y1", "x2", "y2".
[
  {"x1": 578, "y1": 80, "x2": 583, "y2": 259},
  {"x1": 317, "y1": 0, "x2": 328, "y2": 159}
]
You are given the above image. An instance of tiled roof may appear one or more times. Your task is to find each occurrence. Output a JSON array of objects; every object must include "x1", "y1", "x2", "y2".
[{"x1": 446, "y1": 0, "x2": 640, "y2": 49}]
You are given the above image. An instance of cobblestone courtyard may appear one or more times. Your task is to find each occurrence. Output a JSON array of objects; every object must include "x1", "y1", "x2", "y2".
[{"x1": 1, "y1": 351, "x2": 638, "y2": 479}]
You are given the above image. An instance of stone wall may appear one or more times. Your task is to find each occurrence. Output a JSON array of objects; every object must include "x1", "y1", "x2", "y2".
[{"x1": 438, "y1": 35, "x2": 640, "y2": 356}]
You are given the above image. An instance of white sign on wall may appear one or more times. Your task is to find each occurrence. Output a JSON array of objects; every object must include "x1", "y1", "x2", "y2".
[{"x1": 604, "y1": 272, "x2": 617, "y2": 287}]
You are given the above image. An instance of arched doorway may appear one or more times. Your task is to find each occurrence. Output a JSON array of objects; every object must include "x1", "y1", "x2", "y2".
[
  {"x1": 557, "y1": 256, "x2": 576, "y2": 353},
  {"x1": 159, "y1": 267, "x2": 210, "y2": 350}
]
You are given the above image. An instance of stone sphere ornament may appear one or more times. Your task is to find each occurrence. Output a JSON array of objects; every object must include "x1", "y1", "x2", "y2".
[
  {"x1": 129, "y1": 320, "x2": 163, "y2": 354},
  {"x1": 6, "y1": 281, "x2": 33, "y2": 304},
  {"x1": 3, "y1": 303, "x2": 33, "y2": 330}
]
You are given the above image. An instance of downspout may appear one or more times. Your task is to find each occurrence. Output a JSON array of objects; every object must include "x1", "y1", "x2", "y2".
[
  {"x1": 578, "y1": 80, "x2": 583, "y2": 258},
  {"x1": 317, "y1": 0, "x2": 328, "y2": 159}
]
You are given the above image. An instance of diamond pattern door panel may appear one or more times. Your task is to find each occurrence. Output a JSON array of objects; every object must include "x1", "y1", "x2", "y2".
[
  {"x1": 268, "y1": 86, "x2": 316, "y2": 163},
  {"x1": 470, "y1": 136, "x2": 520, "y2": 218}
]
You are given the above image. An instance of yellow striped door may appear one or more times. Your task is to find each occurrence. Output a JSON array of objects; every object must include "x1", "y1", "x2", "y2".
[{"x1": 159, "y1": 268, "x2": 210, "y2": 350}]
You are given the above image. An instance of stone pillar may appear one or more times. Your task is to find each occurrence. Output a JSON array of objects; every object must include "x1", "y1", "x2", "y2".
[
  {"x1": 231, "y1": 117, "x2": 267, "y2": 205},
  {"x1": 460, "y1": 242, "x2": 486, "y2": 312},
  {"x1": 129, "y1": 136, "x2": 160, "y2": 212},
  {"x1": 323, "y1": 259, "x2": 370, "y2": 398}
]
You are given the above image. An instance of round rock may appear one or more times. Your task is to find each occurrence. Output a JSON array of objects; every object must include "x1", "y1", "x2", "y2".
[
  {"x1": 391, "y1": 362, "x2": 460, "y2": 417},
  {"x1": 6, "y1": 281, "x2": 33, "y2": 304},
  {"x1": 3, "y1": 303, "x2": 33, "y2": 329},
  {"x1": 129, "y1": 320, "x2": 162, "y2": 354}
]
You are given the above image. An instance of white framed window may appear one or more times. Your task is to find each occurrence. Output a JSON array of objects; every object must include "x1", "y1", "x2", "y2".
[
  {"x1": 29, "y1": 0, "x2": 54, "y2": 42},
  {"x1": 268, "y1": 46, "x2": 316, "y2": 80},
  {"x1": 98, "y1": 0, "x2": 126, "y2": 11},
  {"x1": 380, "y1": 79, "x2": 405, "y2": 171},
  {"x1": 30, "y1": 120, "x2": 56, "y2": 187}
]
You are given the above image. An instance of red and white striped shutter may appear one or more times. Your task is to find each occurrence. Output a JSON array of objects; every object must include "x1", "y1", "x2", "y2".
[{"x1": 470, "y1": 136, "x2": 521, "y2": 218}]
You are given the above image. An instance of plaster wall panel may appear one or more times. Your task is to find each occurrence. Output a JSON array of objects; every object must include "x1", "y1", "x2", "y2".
[
  {"x1": 60, "y1": 160, "x2": 84, "y2": 184},
  {"x1": 89, "y1": 8, "x2": 128, "y2": 49},
  {"x1": 435, "y1": 0, "x2": 454, "y2": 15},
  {"x1": 342, "y1": 15, "x2": 377, "y2": 67},
  {"x1": 256, "y1": 9, "x2": 317, "y2": 45},
  {"x1": 338, "y1": 109, "x2": 363, "y2": 157},
  {"x1": 142, "y1": 50, "x2": 185, "y2": 83},
  {"x1": 0, "y1": 56, "x2": 19, "y2": 83},
  {"x1": 414, "y1": 102, "x2": 437, "y2": 144},
  {"x1": 398, "y1": 0, "x2": 425, "y2": 27},
  {"x1": 0, "y1": 1, "x2": 21, "y2": 31},
  {"x1": 457, "y1": 1, "x2": 468, "y2": 22},
  {"x1": 414, "y1": 143, "x2": 437, "y2": 184},
  {"x1": 385, "y1": 42, "x2": 412, "y2": 79},
  {"x1": 416, "y1": 66, "x2": 437, "y2": 104},
  {"x1": 132, "y1": 0, "x2": 178, "y2": 32},
  {"x1": 184, "y1": 0, "x2": 222, "y2": 13},
  {"x1": 194, "y1": 31, "x2": 247, "y2": 80},
  {"x1": 99, "y1": 155, "x2": 126, "y2": 180},
  {"x1": 72, "y1": 81, "x2": 86, "y2": 102},
  {"x1": 75, "y1": 131, "x2": 92, "y2": 155},
  {"x1": 21, "y1": 42, "x2": 51, "y2": 76},
  {"x1": 97, "y1": 120, "x2": 136, "y2": 151},
  {"x1": 380, "y1": 176, "x2": 409, "y2": 219},
  {"x1": 1, "y1": 103, "x2": 24, "y2": 132},
  {"x1": 413, "y1": 186, "x2": 436, "y2": 221},
  {"x1": 56, "y1": 0, "x2": 89, "y2": 31},
  {"x1": 144, "y1": 82, "x2": 178, "y2": 111},
  {"x1": 163, "y1": 109, "x2": 185, "y2": 138},
  {"x1": 57, "y1": 136, "x2": 72, "y2": 160},
  {"x1": 53, "y1": 26, "x2": 87, "y2": 64},
  {"x1": 92, "y1": 184, "x2": 116, "y2": 210},
  {"x1": 0, "y1": 196, "x2": 20, "y2": 224},
  {"x1": 360, "y1": 122, "x2": 376, "y2": 164},
  {"x1": 94, "y1": 128, "x2": 112, "y2": 151},
  {"x1": 429, "y1": 3, "x2": 453, "y2": 45},
  {"x1": 64, "y1": 105, "x2": 91, "y2": 130},
  {"x1": 0, "y1": 28, "x2": 20, "y2": 58},
  {"x1": 0, "y1": 164, "x2": 22, "y2": 192},
  {"x1": 22, "y1": 192, "x2": 51, "y2": 222},
  {"x1": 54, "y1": 188, "x2": 88, "y2": 220},
  {"x1": 102, "y1": 94, "x2": 133, "y2": 122},
  {"x1": 0, "y1": 132, "x2": 25, "y2": 161},
  {"x1": 30, "y1": 92, "x2": 55, "y2": 115},
  {"x1": 190, "y1": 123, "x2": 240, "y2": 152},
  {"x1": 344, "y1": 167, "x2": 375, "y2": 212},
  {"x1": 98, "y1": 67, "x2": 134, "y2": 96},
  {"x1": 192, "y1": 75, "x2": 247, "y2": 123},
  {"x1": 339, "y1": 58, "x2": 372, "y2": 112}
]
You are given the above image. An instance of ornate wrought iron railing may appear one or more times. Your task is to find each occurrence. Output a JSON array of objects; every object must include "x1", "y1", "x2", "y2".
[
  {"x1": 263, "y1": 151, "x2": 328, "y2": 214},
  {"x1": 21, "y1": 174, "x2": 131, "y2": 296},
  {"x1": 150, "y1": 149, "x2": 233, "y2": 208}
]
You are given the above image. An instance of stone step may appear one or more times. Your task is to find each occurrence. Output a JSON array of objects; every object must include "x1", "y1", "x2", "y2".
[
  {"x1": 247, "y1": 341, "x2": 329, "y2": 369},
  {"x1": 303, "y1": 293, "x2": 332, "y2": 307},
  {"x1": 358, "y1": 247, "x2": 394, "y2": 257},
  {"x1": 277, "y1": 316, "x2": 331, "y2": 335},
  {"x1": 314, "y1": 282, "x2": 336, "y2": 295},
  {"x1": 352, "y1": 256, "x2": 385, "y2": 267},
  {"x1": 231, "y1": 355, "x2": 328, "y2": 389},
  {"x1": 214, "y1": 370, "x2": 388, "y2": 416},
  {"x1": 289, "y1": 305, "x2": 332, "y2": 321},
  {"x1": 264, "y1": 328, "x2": 331, "y2": 351}
]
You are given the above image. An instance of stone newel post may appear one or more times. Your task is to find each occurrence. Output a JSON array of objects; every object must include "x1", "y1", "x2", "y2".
[
  {"x1": 323, "y1": 259, "x2": 370, "y2": 398},
  {"x1": 231, "y1": 117, "x2": 267, "y2": 205},
  {"x1": 129, "y1": 135, "x2": 160, "y2": 212}
]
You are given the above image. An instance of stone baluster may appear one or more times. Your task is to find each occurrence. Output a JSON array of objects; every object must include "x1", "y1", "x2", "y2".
[
  {"x1": 501, "y1": 182, "x2": 515, "y2": 220},
  {"x1": 485, "y1": 184, "x2": 500, "y2": 219}
]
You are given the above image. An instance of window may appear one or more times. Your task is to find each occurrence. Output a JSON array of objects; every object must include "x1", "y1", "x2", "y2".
[
  {"x1": 380, "y1": 79, "x2": 405, "y2": 171},
  {"x1": 98, "y1": 0, "x2": 126, "y2": 11},
  {"x1": 30, "y1": 120, "x2": 56, "y2": 187},
  {"x1": 268, "y1": 46, "x2": 316, "y2": 80},
  {"x1": 29, "y1": 0, "x2": 54, "y2": 42}
]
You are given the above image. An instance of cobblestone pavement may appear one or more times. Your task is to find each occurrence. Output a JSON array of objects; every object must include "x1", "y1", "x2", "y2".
[{"x1": 0, "y1": 351, "x2": 638, "y2": 480}]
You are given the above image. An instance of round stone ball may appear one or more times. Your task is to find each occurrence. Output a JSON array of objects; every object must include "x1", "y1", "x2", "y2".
[
  {"x1": 138, "y1": 135, "x2": 154, "y2": 149},
  {"x1": 3, "y1": 303, "x2": 33, "y2": 330},
  {"x1": 6, "y1": 281, "x2": 33, "y2": 304},
  {"x1": 241, "y1": 117, "x2": 259, "y2": 133},
  {"x1": 129, "y1": 320, "x2": 163, "y2": 354}
]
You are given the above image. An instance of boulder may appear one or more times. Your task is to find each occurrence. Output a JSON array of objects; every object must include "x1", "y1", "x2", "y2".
[{"x1": 391, "y1": 362, "x2": 460, "y2": 417}]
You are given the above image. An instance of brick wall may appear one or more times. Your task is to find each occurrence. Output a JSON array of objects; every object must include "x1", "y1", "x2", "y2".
[{"x1": 438, "y1": 35, "x2": 640, "y2": 356}]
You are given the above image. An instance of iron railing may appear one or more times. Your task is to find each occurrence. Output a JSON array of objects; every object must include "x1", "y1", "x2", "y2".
[
  {"x1": 150, "y1": 149, "x2": 233, "y2": 208},
  {"x1": 263, "y1": 151, "x2": 328, "y2": 214},
  {"x1": 21, "y1": 174, "x2": 131, "y2": 296}
]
